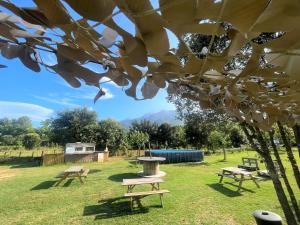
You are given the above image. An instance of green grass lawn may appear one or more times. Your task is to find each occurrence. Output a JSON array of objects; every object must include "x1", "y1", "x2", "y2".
[{"x1": 0, "y1": 151, "x2": 299, "y2": 225}]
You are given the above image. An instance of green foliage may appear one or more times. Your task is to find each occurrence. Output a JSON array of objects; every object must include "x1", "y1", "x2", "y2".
[
  {"x1": 0, "y1": 116, "x2": 33, "y2": 146},
  {"x1": 36, "y1": 119, "x2": 52, "y2": 146},
  {"x1": 50, "y1": 107, "x2": 98, "y2": 145},
  {"x1": 128, "y1": 131, "x2": 149, "y2": 150},
  {"x1": 157, "y1": 123, "x2": 172, "y2": 147},
  {"x1": 22, "y1": 133, "x2": 41, "y2": 149},
  {"x1": 170, "y1": 126, "x2": 186, "y2": 148},
  {"x1": 229, "y1": 127, "x2": 244, "y2": 147},
  {"x1": 96, "y1": 119, "x2": 128, "y2": 154},
  {"x1": 184, "y1": 115, "x2": 209, "y2": 148},
  {"x1": 130, "y1": 120, "x2": 158, "y2": 143},
  {"x1": 0, "y1": 135, "x2": 15, "y2": 146},
  {"x1": 209, "y1": 131, "x2": 227, "y2": 150}
]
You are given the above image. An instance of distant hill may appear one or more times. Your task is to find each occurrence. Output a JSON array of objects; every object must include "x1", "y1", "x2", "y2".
[{"x1": 120, "y1": 110, "x2": 183, "y2": 128}]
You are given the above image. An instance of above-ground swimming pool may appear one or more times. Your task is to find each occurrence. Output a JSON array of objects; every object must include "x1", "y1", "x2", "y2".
[{"x1": 145, "y1": 149, "x2": 204, "y2": 164}]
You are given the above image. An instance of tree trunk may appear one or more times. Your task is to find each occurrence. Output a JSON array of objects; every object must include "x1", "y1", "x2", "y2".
[
  {"x1": 277, "y1": 122, "x2": 300, "y2": 189},
  {"x1": 292, "y1": 124, "x2": 300, "y2": 158},
  {"x1": 240, "y1": 123, "x2": 298, "y2": 225},
  {"x1": 222, "y1": 147, "x2": 227, "y2": 161},
  {"x1": 269, "y1": 130, "x2": 300, "y2": 222},
  {"x1": 254, "y1": 127, "x2": 298, "y2": 225}
]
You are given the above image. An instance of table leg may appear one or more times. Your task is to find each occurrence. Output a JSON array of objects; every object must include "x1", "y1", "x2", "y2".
[
  {"x1": 76, "y1": 173, "x2": 84, "y2": 184},
  {"x1": 219, "y1": 170, "x2": 225, "y2": 183},
  {"x1": 56, "y1": 173, "x2": 68, "y2": 186},
  {"x1": 151, "y1": 183, "x2": 159, "y2": 191},
  {"x1": 250, "y1": 175, "x2": 260, "y2": 188},
  {"x1": 128, "y1": 185, "x2": 135, "y2": 193},
  {"x1": 159, "y1": 194, "x2": 163, "y2": 208},
  {"x1": 237, "y1": 174, "x2": 244, "y2": 192}
]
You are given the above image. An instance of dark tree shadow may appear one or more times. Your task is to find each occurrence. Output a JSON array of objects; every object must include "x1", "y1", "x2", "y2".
[
  {"x1": 89, "y1": 169, "x2": 101, "y2": 174},
  {"x1": 207, "y1": 183, "x2": 243, "y2": 197},
  {"x1": 108, "y1": 173, "x2": 139, "y2": 182},
  {"x1": 62, "y1": 178, "x2": 74, "y2": 187},
  {"x1": 175, "y1": 161, "x2": 206, "y2": 167},
  {"x1": 31, "y1": 180, "x2": 57, "y2": 190},
  {"x1": 224, "y1": 182, "x2": 256, "y2": 193},
  {"x1": 7, "y1": 160, "x2": 40, "y2": 168},
  {"x1": 83, "y1": 197, "x2": 149, "y2": 220}
]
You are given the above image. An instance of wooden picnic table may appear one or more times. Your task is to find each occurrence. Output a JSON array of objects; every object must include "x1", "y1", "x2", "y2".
[
  {"x1": 122, "y1": 177, "x2": 164, "y2": 193},
  {"x1": 56, "y1": 166, "x2": 89, "y2": 186},
  {"x1": 122, "y1": 177, "x2": 169, "y2": 210},
  {"x1": 218, "y1": 167, "x2": 260, "y2": 191}
]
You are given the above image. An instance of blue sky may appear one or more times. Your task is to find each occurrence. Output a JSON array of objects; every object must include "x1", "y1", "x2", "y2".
[{"x1": 0, "y1": 0, "x2": 178, "y2": 127}]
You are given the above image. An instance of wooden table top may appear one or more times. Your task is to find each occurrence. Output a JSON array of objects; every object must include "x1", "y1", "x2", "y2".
[
  {"x1": 137, "y1": 157, "x2": 166, "y2": 162},
  {"x1": 221, "y1": 167, "x2": 253, "y2": 175},
  {"x1": 122, "y1": 177, "x2": 164, "y2": 186},
  {"x1": 64, "y1": 166, "x2": 83, "y2": 173}
]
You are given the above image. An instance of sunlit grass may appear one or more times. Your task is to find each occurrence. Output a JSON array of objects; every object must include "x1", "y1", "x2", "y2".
[{"x1": 0, "y1": 151, "x2": 299, "y2": 225}]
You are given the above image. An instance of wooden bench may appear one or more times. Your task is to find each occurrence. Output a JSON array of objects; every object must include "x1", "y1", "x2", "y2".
[
  {"x1": 55, "y1": 167, "x2": 90, "y2": 185},
  {"x1": 218, "y1": 167, "x2": 260, "y2": 191},
  {"x1": 258, "y1": 160, "x2": 281, "y2": 178},
  {"x1": 238, "y1": 157, "x2": 259, "y2": 171},
  {"x1": 56, "y1": 169, "x2": 90, "y2": 178},
  {"x1": 124, "y1": 189, "x2": 170, "y2": 210},
  {"x1": 217, "y1": 173, "x2": 241, "y2": 181}
]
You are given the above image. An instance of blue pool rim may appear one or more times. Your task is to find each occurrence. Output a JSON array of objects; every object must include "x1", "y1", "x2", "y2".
[{"x1": 145, "y1": 149, "x2": 204, "y2": 164}]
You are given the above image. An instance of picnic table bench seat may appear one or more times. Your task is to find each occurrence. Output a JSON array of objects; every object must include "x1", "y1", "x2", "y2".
[
  {"x1": 217, "y1": 173, "x2": 241, "y2": 181},
  {"x1": 56, "y1": 168, "x2": 90, "y2": 178},
  {"x1": 124, "y1": 189, "x2": 170, "y2": 209}
]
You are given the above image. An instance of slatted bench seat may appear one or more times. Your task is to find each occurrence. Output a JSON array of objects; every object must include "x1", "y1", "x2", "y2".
[
  {"x1": 56, "y1": 168, "x2": 90, "y2": 178},
  {"x1": 124, "y1": 189, "x2": 170, "y2": 210},
  {"x1": 217, "y1": 173, "x2": 241, "y2": 181}
]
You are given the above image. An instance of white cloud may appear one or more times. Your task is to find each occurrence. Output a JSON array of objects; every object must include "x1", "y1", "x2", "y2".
[
  {"x1": 64, "y1": 86, "x2": 114, "y2": 100},
  {"x1": 100, "y1": 77, "x2": 119, "y2": 87},
  {"x1": 0, "y1": 101, "x2": 54, "y2": 121},
  {"x1": 33, "y1": 95, "x2": 80, "y2": 107},
  {"x1": 101, "y1": 88, "x2": 114, "y2": 100}
]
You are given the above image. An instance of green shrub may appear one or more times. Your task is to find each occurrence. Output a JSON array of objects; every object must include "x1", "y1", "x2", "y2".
[{"x1": 22, "y1": 133, "x2": 41, "y2": 149}]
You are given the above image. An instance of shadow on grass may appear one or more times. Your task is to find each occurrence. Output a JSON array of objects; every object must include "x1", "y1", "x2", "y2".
[
  {"x1": 224, "y1": 182, "x2": 256, "y2": 193},
  {"x1": 108, "y1": 173, "x2": 139, "y2": 182},
  {"x1": 207, "y1": 183, "x2": 243, "y2": 197},
  {"x1": 83, "y1": 197, "x2": 149, "y2": 220},
  {"x1": 63, "y1": 178, "x2": 74, "y2": 187},
  {"x1": 7, "y1": 160, "x2": 40, "y2": 168},
  {"x1": 89, "y1": 169, "x2": 102, "y2": 174},
  {"x1": 31, "y1": 180, "x2": 57, "y2": 190},
  {"x1": 175, "y1": 161, "x2": 206, "y2": 167}
]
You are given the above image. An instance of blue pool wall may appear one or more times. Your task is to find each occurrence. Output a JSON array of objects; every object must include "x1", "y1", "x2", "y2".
[{"x1": 145, "y1": 149, "x2": 204, "y2": 164}]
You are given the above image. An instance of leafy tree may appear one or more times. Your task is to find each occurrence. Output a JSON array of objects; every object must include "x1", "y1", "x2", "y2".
[
  {"x1": 157, "y1": 123, "x2": 172, "y2": 147},
  {"x1": 229, "y1": 127, "x2": 244, "y2": 147},
  {"x1": 170, "y1": 126, "x2": 186, "y2": 148},
  {"x1": 36, "y1": 119, "x2": 52, "y2": 146},
  {"x1": 208, "y1": 130, "x2": 228, "y2": 160},
  {"x1": 0, "y1": 135, "x2": 16, "y2": 146},
  {"x1": 128, "y1": 131, "x2": 149, "y2": 156},
  {"x1": 96, "y1": 119, "x2": 128, "y2": 154},
  {"x1": 22, "y1": 133, "x2": 41, "y2": 149},
  {"x1": 130, "y1": 120, "x2": 158, "y2": 144},
  {"x1": 0, "y1": 116, "x2": 33, "y2": 137},
  {"x1": 184, "y1": 115, "x2": 209, "y2": 149},
  {"x1": 50, "y1": 107, "x2": 98, "y2": 145}
]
